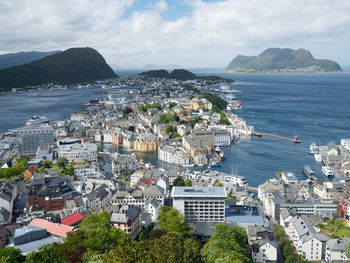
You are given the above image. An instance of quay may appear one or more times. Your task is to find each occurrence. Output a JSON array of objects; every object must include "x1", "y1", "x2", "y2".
[{"x1": 253, "y1": 132, "x2": 301, "y2": 143}]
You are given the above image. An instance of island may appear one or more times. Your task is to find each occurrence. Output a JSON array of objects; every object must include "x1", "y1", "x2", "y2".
[{"x1": 226, "y1": 48, "x2": 342, "y2": 73}]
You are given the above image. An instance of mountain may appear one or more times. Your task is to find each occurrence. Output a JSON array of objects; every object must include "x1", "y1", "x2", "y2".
[
  {"x1": 0, "y1": 47, "x2": 117, "y2": 90},
  {"x1": 226, "y1": 48, "x2": 342, "y2": 72},
  {"x1": 139, "y1": 69, "x2": 233, "y2": 83},
  {"x1": 0, "y1": 50, "x2": 62, "y2": 70}
]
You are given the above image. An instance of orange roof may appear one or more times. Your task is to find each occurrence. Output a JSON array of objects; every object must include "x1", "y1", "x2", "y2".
[
  {"x1": 29, "y1": 218, "x2": 74, "y2": 237},
  {"x1": 27, "y1": 166, "x2": 36, "y2": 174},
  {"x1": 61, "y1": 212, "x2": 84, "y2": 226},
  {"x1": 142, "y1": 178, "x2": 153, "y2": 185}
]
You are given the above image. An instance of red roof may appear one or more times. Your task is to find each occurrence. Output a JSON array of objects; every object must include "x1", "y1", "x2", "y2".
[
  {"x1": 61, "y1": 212, "x2": 85, "y2": 226},
  {"x1": 177, "y1": 113, "x2": 186, "y2": 118},
  {"x1": 27, "y1": 166, "x2": 36, "y2": 173},
  {"x1": 142, "y1": 178, "x2": 153, "y2": 185},
  {"x1": 29, "y1": 218, "x2": 74, "y2": 237}
]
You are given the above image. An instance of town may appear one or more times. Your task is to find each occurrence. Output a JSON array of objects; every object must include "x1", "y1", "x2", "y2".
[{"x1": 1, "y1": 73, "x2": 350, "y2": 263}]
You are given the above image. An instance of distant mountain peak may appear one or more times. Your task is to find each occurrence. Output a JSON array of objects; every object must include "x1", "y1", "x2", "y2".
[{"x1": 226, "y1": 48, "x2": 341, "y2": 72}]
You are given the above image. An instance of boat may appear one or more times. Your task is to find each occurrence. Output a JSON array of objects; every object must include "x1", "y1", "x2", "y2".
[
  {"x1": 253, "y1": 132, "x2": 262, "y2": 137},
  {"x1": 302, "y1": 165, "x2": 315, "y2": 179},
  {"x1": 208, "y1": 162, "x2": 221, "y2": 168},
  {"x1": 314, "y1": 154, "x2": 322, "y2": 162},
  {"x1": 182, "y1": 164, "x2": 195, "y2": 168},
  {"x1": 293, "y1": 136, "x2": 301, "y2": 143},
  {"x1": 215, "y1": 146, "x2": 221, "y2": 153},
  {"x1": 219, "y1": 151, "x2": 225, "y2": 160},
  {"x1": 322, "y1": 166, "x2": 335, "y2": 178},
  {"x1": 25, "y1": 116, "x2": 49, "y2": 126},
  {"x1": 309, "y1": 143, "x2": 318, "y2": 154}
]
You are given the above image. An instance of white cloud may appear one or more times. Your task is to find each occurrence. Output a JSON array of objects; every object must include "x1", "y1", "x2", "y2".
[{"x1": 0, "y1": 0, "x2": 350, "y2": 67}]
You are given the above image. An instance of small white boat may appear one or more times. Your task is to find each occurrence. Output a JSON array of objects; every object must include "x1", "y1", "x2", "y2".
[
  {"x1": 322, "y1": 166, "x2": 335, "y2": 177},
  {"x1": 309, "y1": 142, "x2": 318, "y2": 155},
  {"x1": 182, "y1": 164, "x2": 195, "y2": 168},
  {"x1": 314, "y1": 154, "x2": 322, "y2": 162},
  {"x1": 215, "y1": 146, "x2": 221, "y2": 153}
]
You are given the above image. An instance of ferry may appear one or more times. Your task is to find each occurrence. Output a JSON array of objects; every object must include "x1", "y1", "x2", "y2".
[
  {"x1": 322, "y1": 166, "x2": 335, "y2": 178},
  {"x1": 309, "y1": 143, "x2": 319, "y2": 154},
  {"x1": 302, "y1": 165, "x2": 315, "y2": 179},
  {"x1": 25, "y1": 116, "x2": 49, "y2": 126}
]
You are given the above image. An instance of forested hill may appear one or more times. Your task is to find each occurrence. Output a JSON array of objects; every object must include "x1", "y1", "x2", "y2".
[
  {"x1": 0, "y1": 47, "x2": 117, "y2": 91},
  {"x1": 0, "y1": 50, "x2": 62, "y2": 70}
]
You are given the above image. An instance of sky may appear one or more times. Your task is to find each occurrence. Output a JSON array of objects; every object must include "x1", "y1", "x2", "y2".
[{"x1": 0, "y1": 0, "x2": 350, "y2": 68}]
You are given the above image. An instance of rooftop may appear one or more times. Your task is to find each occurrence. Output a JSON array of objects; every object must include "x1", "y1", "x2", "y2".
[{"x1": 171, "y1": 186, "x2": 226, "y2": 198}]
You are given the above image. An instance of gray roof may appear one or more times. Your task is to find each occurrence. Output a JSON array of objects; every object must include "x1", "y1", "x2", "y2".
[
  {"x1": 150, "y1": 199, "x2": 162, "y2": 208},
  {"x1": 326, "y1": 237, "x2": 350, "y2": 251},
  {"x1": 8, "y1": 236, "x2": 64, "y2": 255},
  {"x1": 171, "y1": 186, "x2": 226, "y2": 198},
  {"x1": 110, "y1": 205, "x2": 141, "y2": 223},
  {"x1": 144, "y1": 185, "x2": 165, "y2": 197},
  {"x1": 0, "y1": 207, "x2": 10, "y2": 223}
]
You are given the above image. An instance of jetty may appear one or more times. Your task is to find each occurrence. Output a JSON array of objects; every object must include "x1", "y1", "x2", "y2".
[{"x1": 253, "y1": 132, "x2": 301, "y2": 143}]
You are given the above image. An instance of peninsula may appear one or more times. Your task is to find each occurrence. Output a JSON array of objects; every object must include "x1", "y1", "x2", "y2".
[{"x1": 226, "y1": 48, "x2": 342, "y2": 73}]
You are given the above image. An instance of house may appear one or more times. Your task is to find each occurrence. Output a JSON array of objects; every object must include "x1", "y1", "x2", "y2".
[
  {"x1": 61, "y1": 212, "x2": 85, "y2": 226},
  {"x1": 325, "y1": 237, "x2": 350, "y2": 262},
  {"x1": 251, "y1": 240, "x2": 278, "y2": 263},
  {"x1": 110, "y1": 205, "x2": 142, "y2": 239},
  {"x1": 0, "y1": 181, "x2": 17, "y2": 225},
  {"x1": 147, "y1": 199, "x2": 162, "y2": 221},
  {"x1": 29, "y1": 218, "x2": 74, "y2": 238},
  {"x1": 24, "y1": 166, "x2": 36, "y2": 179}
]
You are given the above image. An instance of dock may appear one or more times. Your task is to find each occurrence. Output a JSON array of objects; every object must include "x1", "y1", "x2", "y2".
[{"x1": 253, "y1": 132, "x2": 301, "y2": 143}]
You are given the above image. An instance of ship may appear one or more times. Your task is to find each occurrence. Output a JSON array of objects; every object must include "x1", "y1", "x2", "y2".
[
  {"x1": 208, "y1": 162, "x2": 221, "y2": 168},
  {"x1": 302, "y1": 165, "x2": 316, "y2": 180},
  {"x1": 309, "y1": 142, "x2": 319, "y2": 154},
  {"x1": 25, "y1": 116, "x2": 49, "y2": 126},
  {"x1": 322, "y1": 166, "x2": 335, "y2": 178},
  {"x1": 314, "y1": 154, "x2": 322, "y2": 162}
]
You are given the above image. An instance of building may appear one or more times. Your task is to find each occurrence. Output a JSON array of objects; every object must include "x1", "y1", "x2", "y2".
[
  {"x1": 225, "y1": 205, "x2": 265, "y2": 229},
  {"x1": 158, "y1": 141, "x2": 190, "y2": 166},
  {"x1": 325, "y1": 237, "x2": 350, "y2": 262},
  {"x1": 61, "y1": 212, "x2": 85, "y2": 226},
  {"x1": 251, "y1": 240, "x2": 278, "y2": 263},
  {"x1": 27, "y1": 175, "x2": 74, "y2": 212},
  {"x1": 134, "y1": 135, "x2": 160, "y2": 152},
  {"x1": 281, "y1": 171, "x2": 299, "y2": 184},
  {"x1": 29, "y1": 218, "x2": 74, "y2": 238},
  {"x1": 110, "y1": 205, "x2": 142, "y2": 239},
  {"x1": 0, "y1": 181, "x2": 17, "y2": 225},
  {"x1": 192, "y1": 129, "x2": 231, "y2": 146},
  {"x1": 147, "y1": 199, "x2": 162, "y2": 221},
  {"x1": 171, "y1": 186, "x2": 226, "y2": 222},
  {"x1": 36, "y1": 144, "x2": 53, "y2": 161},
  {"x1": 58, "y1": 143, "x2": 97, "y2": 162},
  {"x1": 182, "y1": 135, "x2": 214, "y2": 165},
  {"x1": 341, "y1": 139, "x2": 350, "y2": 152},
  {"x1": 285, "y1": 215, "x2": 329, "y2": 261},
  {"x1": 17, "y1": 124, "x2": 54, "y2": 156}
]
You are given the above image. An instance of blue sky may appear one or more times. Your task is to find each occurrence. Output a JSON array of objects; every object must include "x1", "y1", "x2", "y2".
[{"x1": 0, "y1": 0, "x2": 349, "y2": 68}]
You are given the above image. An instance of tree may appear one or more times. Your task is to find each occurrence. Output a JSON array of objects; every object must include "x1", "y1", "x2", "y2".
[
  {"x1": 43, "y1": 160, "x2": 53, "y2": 169},
  {"x1": 24, "y1": 243, "x2": 64, "y2": 263},
  {"x1": 346, "y1": 242, "x2": 350, "y2": 259},
  {"x1": 56, "y1": 157, "x2": 69, "y2": 168},
  {"x1": 0, "y1": 247, "x2": 25, "y2": 263},
  {"x1": 202, "y1": 224, "x2": 249, "y2": 263},
  {"x1": 214, "y1": 182, "x2": 224, "y2": 187},
  {"x1": 184, "y1": 179, "x2": 192, "y2": 186},
  {"x1": 97, "y1": 146, "x2": 103, "y2": 152},
  {"x1": 159, "y1": 206, "x2": 192, "y2": 237}
]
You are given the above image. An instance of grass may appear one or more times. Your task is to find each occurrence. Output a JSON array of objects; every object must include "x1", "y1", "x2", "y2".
[{"x1": 319, "y1": 219, "x2": 350, "y2": 238}]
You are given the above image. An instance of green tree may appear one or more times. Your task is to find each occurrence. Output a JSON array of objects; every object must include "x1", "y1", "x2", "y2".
[
  {"x1": 0, "y1": 247, "x2": 25, "y2": 263},
  {"x1": 97, "y1": 146, "x2": 103, "y2": 152},
  {"x1": 202, "y1": 224, "x2": 249, "y2": 263},
  {"x1": 214, "y1": 182, "x2": 224, "y2": 187},
  {"x1": 43, "y1": 160, "x2": 53, "y2": 169},
  {"x1": 184, "y1": 179, "x2": 192, "y2": 186},
  {"x1": 24, "y1": 243, "x2": 64, "y2": 263},
  {"x1": 159, "y1": 207, "x2": 191, "y2": 237},
  {"x1": 346, "y1": 242, "x2": 350, "y2": 259},
  {"x1": 56, "y1": 157, "x2": 69, "y2": 168}
]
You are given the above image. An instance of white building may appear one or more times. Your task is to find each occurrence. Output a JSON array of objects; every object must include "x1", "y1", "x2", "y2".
[
  {"x1": 281, "y1": 171, "x2": 299, "y2": 184},
  {"x1": 251, "y1": 240, "x2": 278, "y2": 263},
  {"x1": 58, "y1": 143, "x2": 97, "y2": 162},
  {"x1": 325, "y1": 238, "x2": 350, "y2": 262},
  {"x1": 158, "y1": 141, "x2": 190, "y2": 166},
  {"x1": 341, "y1": 139, "x2": 350, "y2": 152},
  {"x1": 285, "y1": 216, "x2": 329, "y2": 261},
  {"x1": 171, "y1": 186, "x2": 226, "y2": 222},
  {"x1": 147, "y1": 199, "x2": 162, "y2": 221}
]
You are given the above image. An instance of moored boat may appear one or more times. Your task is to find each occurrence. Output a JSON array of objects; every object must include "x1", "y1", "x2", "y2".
[{"x1": 322, "y1": 166, "x2": 335, "y2": 178}]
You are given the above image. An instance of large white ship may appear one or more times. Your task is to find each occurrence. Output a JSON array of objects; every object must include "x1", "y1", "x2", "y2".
[
  {"x1": 25, "y1": 116, "x2": 49, "y2": 126},
  {"x1": 322, "y1": 166, "x2": 335, "y2": 177}
]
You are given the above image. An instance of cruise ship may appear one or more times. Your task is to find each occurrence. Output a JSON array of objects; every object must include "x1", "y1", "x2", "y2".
[
  {"x1": 322, "y1": 166, "x2": 335, "y2": 178},
  {"x1": 25, "y1": 116, "x2": 49, "y2": 126}
]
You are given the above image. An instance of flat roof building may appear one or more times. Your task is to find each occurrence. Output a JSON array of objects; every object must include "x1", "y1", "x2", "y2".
[{"x1": 171, "y1": 186, "x2": 226, "y2": 222}]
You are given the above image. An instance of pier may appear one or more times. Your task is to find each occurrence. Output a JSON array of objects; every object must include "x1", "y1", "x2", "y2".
[{"x1": 253, "y1": 132, "x2": 301, "y2": 143}]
